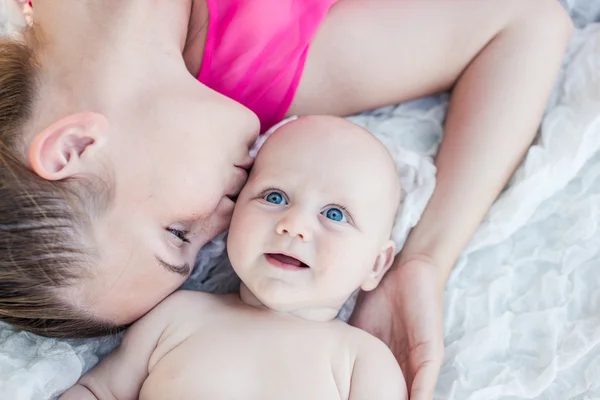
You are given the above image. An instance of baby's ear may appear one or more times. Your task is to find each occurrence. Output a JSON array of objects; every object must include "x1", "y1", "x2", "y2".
[
  {"x1": 360, "y1": 240, "x2": 396, "y2": 292},
  {"x1": 29, "y1": 112, "x2": 109, "y2": 181}
]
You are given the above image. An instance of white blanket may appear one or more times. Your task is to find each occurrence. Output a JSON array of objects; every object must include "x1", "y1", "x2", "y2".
[{"x1": 2, "y1": 1, "x2": 600, "y2": 399}]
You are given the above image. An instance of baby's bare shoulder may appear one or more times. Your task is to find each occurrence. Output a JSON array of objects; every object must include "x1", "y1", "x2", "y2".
[
  {"x1": 160, "y1": 290, "x2": 224, "y2": 307},
  {"x1": 329, "y1": 322, "x2": 398, "y2": 371},
  {"x1": 320, "y1": 320, "x2": 383, "y2": 363},
  {"x1": 328, "y1": 319, "x2": 377, "y2": 343},
  {"x1": 143, "y1": 291, "x2": 236, "y2": 364},
  {"x1": 349, "y1": 327, "x2": 407, "y2": 399},
  {"x1": 149, "y1": 290, "x2": 233, "y2": 324}
]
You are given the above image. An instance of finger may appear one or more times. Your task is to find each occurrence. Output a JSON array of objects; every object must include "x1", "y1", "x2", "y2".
[{"x1": 409, "y1": 360, "x2": 442, "y2": 400}]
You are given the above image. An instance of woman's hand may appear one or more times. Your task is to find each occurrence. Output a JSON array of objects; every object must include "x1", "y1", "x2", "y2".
[{"x1": 350, "y1": 258, "x2": 444, "y2": 400}]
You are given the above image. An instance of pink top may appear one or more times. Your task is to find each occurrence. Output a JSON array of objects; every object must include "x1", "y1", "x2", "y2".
[
  {"x1": 28, "y1": 0, "x2": 337, "y2": 132},
  {"x1": 199, "y1": 0, "x2": 338, "y2": 132}
]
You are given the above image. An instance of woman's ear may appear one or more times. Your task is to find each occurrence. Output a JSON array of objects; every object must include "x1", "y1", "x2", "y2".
[
  {"x1": 361, "y1": 240, "x2": 396, "y2": 292},
  {"x1": 29, "y1": 112, "x2": 109, "y2": 181}
]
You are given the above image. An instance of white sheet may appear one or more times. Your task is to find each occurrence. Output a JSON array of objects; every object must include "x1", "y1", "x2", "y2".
[{"x1": 1, "y1": 1, "x2": 600, "y2": 399}]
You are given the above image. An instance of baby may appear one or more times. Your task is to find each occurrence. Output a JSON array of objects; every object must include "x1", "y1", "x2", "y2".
[{"x1": 60, "y1": 116, "x2": 406, "y2": 400}]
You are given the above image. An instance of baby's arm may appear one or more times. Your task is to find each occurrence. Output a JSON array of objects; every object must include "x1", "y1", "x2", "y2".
[
  {"x1": 60, "y1": 292, "x2": 185, "y2": 400},
  {"x1": 349, "y1": 336, "x2": 407, "y2": 400}
]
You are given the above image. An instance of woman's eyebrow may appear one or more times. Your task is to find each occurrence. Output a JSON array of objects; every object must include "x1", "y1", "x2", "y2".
[{"x1": 155, "y1": 255, "x2": 191, "y2": 277}]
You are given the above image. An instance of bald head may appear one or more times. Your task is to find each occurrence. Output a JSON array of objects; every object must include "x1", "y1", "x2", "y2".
[{"x1": 252, "y1": 116, "x2": 401, "y2": 236}]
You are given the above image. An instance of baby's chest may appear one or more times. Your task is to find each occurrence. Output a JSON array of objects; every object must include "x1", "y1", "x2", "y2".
[{"x1": 141, "y1": 327, "x2": 354, "y2": 400}]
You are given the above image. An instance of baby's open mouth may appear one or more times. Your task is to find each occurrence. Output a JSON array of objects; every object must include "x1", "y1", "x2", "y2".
[{"x1": 265, "y1": 253, "x2": 310, "y2": 269}]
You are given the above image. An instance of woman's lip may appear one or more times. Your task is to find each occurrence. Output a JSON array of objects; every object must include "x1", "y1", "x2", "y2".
[
  {"x1": 235, "y1": 158, "x2": 255, "y2": 170},
  {"x1": 235, "y1": 166, "x2": 248, "y2": 180},
  {"x1": 218, "y1": 196, "x2": 236, "y2": 215},
  {"x1": 227, "y1": 167, "x2": 248, "y2": 199}
]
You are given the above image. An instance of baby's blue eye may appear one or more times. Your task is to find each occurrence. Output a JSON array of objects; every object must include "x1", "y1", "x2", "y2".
[
  {"x1": 265, "y1": 191, "x2": 287, "y2": 205},
  {"x1": 323, "y1": 207, "x2": 346, "y2": 222}
]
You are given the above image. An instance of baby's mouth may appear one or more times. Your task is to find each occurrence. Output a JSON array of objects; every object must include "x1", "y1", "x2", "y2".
[{"x1": 265, "y1": 253, "x2": 310, "y2": 269}]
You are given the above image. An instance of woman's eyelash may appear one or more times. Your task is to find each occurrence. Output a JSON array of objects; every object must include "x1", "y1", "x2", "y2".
[{"x1": 167, "y1": 228, "x2": 190, "y2": 243}]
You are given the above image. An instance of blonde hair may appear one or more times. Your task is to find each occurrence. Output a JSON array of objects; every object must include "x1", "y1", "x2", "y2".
[{"x1": 0, "y1": 31, "x2": 119, "y2": 338}]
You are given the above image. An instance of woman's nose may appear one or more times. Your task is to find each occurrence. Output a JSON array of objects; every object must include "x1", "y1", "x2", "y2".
[{"x1": 275, "y1": 209, "x2": 313, "y2": 242}]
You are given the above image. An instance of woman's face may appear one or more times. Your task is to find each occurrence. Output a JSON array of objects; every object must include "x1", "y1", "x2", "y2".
[{"x1": 76, "y1": 82, "x2": 260, "y2": 325}]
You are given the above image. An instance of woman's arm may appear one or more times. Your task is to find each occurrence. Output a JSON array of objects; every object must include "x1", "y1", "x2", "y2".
[
  {"x1": 293, "y1": 1, "x2": 572, "y2": 271},
  {"x1": 292, "y1": 0, "x2": 573, "y2": 397}
]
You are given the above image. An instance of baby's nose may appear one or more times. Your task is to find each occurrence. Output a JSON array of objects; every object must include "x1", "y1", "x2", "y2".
[{"x1": 275, "y1": 212, "x2": 312, "y2": 242}]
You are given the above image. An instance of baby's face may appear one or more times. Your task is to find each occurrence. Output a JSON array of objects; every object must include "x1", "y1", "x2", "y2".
[{"x1": 228, "y1": 116, "x2": 401, "y2": 314}]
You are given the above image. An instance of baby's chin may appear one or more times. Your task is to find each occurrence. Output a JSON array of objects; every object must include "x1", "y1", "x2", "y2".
[{"x1": 253, "y1": 291, "x2": 347, "y2": 322}]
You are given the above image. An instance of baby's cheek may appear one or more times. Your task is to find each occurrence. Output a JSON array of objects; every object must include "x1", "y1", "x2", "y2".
[
  {"x1": 332, "y1": 240, "x2": 373, "y2": 274},
  {"x1": 229, "y1": 215, "x2": 260, "y2": 264}
]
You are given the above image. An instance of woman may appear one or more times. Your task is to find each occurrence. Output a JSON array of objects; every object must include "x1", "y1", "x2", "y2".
[{"x1": 0, "y1": 0, "x2": 572, "y2": 398}]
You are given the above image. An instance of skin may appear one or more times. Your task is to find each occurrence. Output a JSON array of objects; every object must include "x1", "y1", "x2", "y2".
[
  {"x1": 28, "y1": 0, "x2": 259, "y2": 322},
  {"x1": 26, "y1": 0, "x2": 572, "y2": 397},
  {"x1": 228, "y1": 116, "x2": 401, "y2": 320},
  {"x1": 59, "y1": 117, "x2": 406, "y2": 400}
]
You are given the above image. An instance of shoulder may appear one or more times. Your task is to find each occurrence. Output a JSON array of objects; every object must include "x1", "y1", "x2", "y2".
[
  {"x1": 153, "y1": 290, "x2": 229, "y2": 313},
  {"x1": 132, "y1": 290, "x2": 229, "y2": 334},
  {"x1": 355, "y1": 332, "x2": 397, "y2": 366},
  {"x1": 330, "y1": 322, "x2": 404, "y2": 381},
  {"x1": 124, "y1": 291, "x2": 231, "y2": 350},
  {"x1": 350, "y1": 328, "x2": 408, "y2": 399}
]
